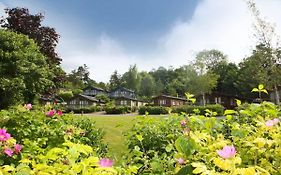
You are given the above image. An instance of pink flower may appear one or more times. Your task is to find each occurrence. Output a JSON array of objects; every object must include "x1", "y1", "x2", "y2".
[
  {"x1": 266, "y1": 118, "x2": 279, "y2": 127},
  {"x1": 57, "y1": 110, "x2": 63, "y2": 116},
  {"x1": 46, "y1": 109, "x2": 56, "y2": 117},
  {"x1": 99, "y1": 158, "x2": 114, "y2": 167},
  {"x1": 0, "y1": 129, "x2": 11, "y2": 141},
  {"x1": 180, "y1": 120, "x2": 187, "y2": 127},
  {"x1": 266, "y1": 120, "x2": 275, "y2": 127},
  {"x1": 24, "y1": 103, "x2": 32, "y2": 110},
  {"x1": 217, "y1": 145, "x2": 236, "y2": 159},
  {"x1": 14, "y1": 144, "x2": 22, "y2": 154},
  {"x1": 176, "y1": 158, "x2": 185, "y2": 164},
  {"x1": 273, "y1": 118, "x2": 280, "y2": 124},
  {"x1": 4, "y1": 148, "x2": 13, "y2": 157}
]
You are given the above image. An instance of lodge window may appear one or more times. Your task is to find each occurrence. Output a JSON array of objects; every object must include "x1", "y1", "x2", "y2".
[
  {"x1": 159, "y1": 99, "x2": 166, "y2": 105},
  {"x1": 120, "y1": 100, "x2": 127, "y2": 105}
]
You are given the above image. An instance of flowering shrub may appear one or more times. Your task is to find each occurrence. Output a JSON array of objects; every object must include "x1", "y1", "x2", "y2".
[
  {"x1": 125, "y1": 101, "x2": 281, "y2": 174},
  {"x1": 0, "y1": 129, "x2": 22, "y2": 165},
  {"x1": 0, "y1": 104, "x2": 107, "y2": 160},
  {"x1": 0, "y1": 141, "x2": 138, "y2": 175}
]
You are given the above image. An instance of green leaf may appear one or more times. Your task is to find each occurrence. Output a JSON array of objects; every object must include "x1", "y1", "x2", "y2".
[
  {"x1": 236, "y1": 99, "x2": 241, "y2": 106},
  {"x1": 175, "y1": 136, "x2": 196, "y2": 157},
  {"x1": 224, "y1": 110, "x2": 237, "y2": 115},
  {"x1": 165, "y1": 144, "x2": 173, "y2": 152},
  {"x1": 261, "y1": 89, "x2": 268, "y2": 94},
  {"x1": 251, "y1": 88, "x2": 259, "y2": 92},
  {"x1": 176, "y1": 165, "x2": 193, "y2": 175},
  {"x1": 136, "y1": 135, "x2": 143, "y2": 142}
]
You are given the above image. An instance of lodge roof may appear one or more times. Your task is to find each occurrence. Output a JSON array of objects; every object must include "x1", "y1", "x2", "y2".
[{"x1": 153, "y1": 94, "x2": 187, "y2": 101}]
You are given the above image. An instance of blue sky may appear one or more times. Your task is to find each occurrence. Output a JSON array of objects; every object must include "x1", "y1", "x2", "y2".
[{"x1": 1, "y1": 0, "x2": 281, "y2": 82}]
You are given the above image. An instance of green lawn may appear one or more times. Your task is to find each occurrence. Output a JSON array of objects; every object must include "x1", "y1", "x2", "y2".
[
  {"x1": 88, "y1": 115, "x2": 139, "y2": 161},
  {"x1": 87, "y1": 115, "x2": 163, "y2": 163}
]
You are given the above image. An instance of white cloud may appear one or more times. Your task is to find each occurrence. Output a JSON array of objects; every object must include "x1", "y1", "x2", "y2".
[
  {"x1": 158, "y1": 0, "x2": 281, "y2": 66},
  {"x1": 0, "y1": 2, "x2": 7, "y2": 19},
  {"x1": 60, "y1": 0, "x2": 281, "y2": 82}
]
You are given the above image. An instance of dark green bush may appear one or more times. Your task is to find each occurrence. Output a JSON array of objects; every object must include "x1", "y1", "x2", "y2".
[
  {"x1": 105, "y1": 106, "x2": 134, "y2": 114},
  {"x1": 138, "y1": 106, "x2": 170, "y2": 115},
  {"x1": 172, "y1": 104, "x2": 224, "y2": 116}
]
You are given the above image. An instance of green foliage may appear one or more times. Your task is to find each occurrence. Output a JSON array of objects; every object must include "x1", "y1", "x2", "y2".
[
  {"x1": 125, "y1": 101, "x2": 281, "y2": 174},
  {"x1": 0, "y1": 29, "x2": 53, "y2": 108},
  {"x1": 172, "y1": 104, "x2": 224, "y2": 116},
  {"x1": 0, "y1": 141, "x2": 136, "y2": 175},
  {"x1": 0, "y1": 105, "x2": 107, "y2": 159},
  {"x1": 105, "y1": 106, "x2": 136, "y2": 114},
  {"x1": 58, "y1": 90, "x2": 74, "y2": 102},
  {"x1": 138, "y1": 106, "x2": 170, "y2": 115}
]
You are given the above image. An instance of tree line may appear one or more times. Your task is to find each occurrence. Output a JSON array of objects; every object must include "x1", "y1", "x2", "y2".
[{"x1": 0, "y1": 0, "x2": 281, "y2": 109}]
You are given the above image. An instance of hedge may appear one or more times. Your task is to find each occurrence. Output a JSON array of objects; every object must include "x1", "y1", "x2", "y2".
[
  {"x1": 171, "y1": 104, "x2": 224, "y2": 116},
  {"x1": 138, "y1": 106, "x2": 170, "y2": 115},
  {"x1": 105, "y1": 106, "x2": 137, "y2": 114}
]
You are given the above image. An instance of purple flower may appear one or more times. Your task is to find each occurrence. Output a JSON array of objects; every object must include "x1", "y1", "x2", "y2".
[
  {"x1": 4, "y1": 148, "x2": 13, "y2": 157},
  {"x1": 24, "y1": 103, "x2": 32, "y2": 110},
  {"x1": 180, "y1": 120, "x2": 187, "y2": 127},
  {"x1": 99, "y1": 158, "x2": 114, "y2": 167},
  {"x1": 217, "y1": 145, "x2": 236, "y2": 159},
  {"x1": 176, "y1": 158, "x2": 185, "y2": 164},
  {"x1": 0, "y1": 129, "x2": 11, "y2": 141},
  {"x1": 14, "y1": 144, "x2": 22, "y2": 154},
  {"x1": 46, "y1": 109, "x2": 56, "y2": 117}
]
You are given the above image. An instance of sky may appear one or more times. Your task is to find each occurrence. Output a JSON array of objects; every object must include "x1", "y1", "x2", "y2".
[{"x1": 1, "y1": 0, "x2": 281, "y2": 82}]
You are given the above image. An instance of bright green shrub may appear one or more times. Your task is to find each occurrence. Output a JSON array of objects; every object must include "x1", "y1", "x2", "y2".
[
  {"x1": 172, "y1": 104, "x2": 224, "y2": 116},
  {"x1": 1, "y1": 141, "x2": 138, "y2": 175},
  {"x1": 125, "y1": 101, "x2": 281, "y2": 174},
  {"x1": 0, "y1": 105, "x2": 107, "y2": 159},
  {"x1": 138, "y1": 106, "x2": 170, "y2": 115}
]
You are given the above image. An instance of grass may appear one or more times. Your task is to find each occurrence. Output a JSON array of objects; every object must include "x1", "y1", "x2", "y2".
[
  {"x1": 88, "y1": 115, "x2": 139, "y2": 161},
  {"x1": 87, "y1": 115, "x2": 164, "y2": 162}
]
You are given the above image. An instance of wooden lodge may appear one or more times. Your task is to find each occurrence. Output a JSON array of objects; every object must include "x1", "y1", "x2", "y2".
[
  {"x1": 152, "y1": 95, "x2": 187, "y2": 107},
  {"x1": 68, "y1": 94, "x2": 105, "y2": 108}
]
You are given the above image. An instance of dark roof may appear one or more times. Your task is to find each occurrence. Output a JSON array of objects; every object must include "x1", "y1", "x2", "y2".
[
  {"x1": 83, "y1": 85, "x2": 104, "y2": 91},
  {"x1": 153, "y1": 94, "x2": 187, "y2": 101},
  {"x1": 111, "y1": 96, "x2": 138, "y2": 101},
  {"x1": 111, "y1": 87, "x2": 135, "y2": 93},
  {"x1": 72, "y1": 94, "x2": 99, "y2": 102}
]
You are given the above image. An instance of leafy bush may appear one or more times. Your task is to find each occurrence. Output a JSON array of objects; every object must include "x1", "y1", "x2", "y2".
[
  {"x1": 105, "y1": 106, "x2": 136, "y2": 114},
  {"x1": 66, "y1": 106, "x2": 103, "y2": 113},
  {"x1": 1, "y1": 141, "x2": 138, "y2": 175},
  {"x1": 125, "y1": 101, "x2": 281, "y2": 174},
  {"x1": 138, "y1": 106, "x2": 170, "y2": 115},
  {"x1": 172, "y1": 104, "x2": 224, "y2": 116},
  {"x1": 0, "y1": 105, "x2": 107, "y2": 159},
  {"x1": 58, "y1": 91, "x2": 73, "y2": 102}
]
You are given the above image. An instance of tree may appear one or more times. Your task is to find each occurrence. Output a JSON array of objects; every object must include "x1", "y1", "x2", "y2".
[
  {"x1": 122, "y1": 64, "x2": 141, "y2": 92},
  {"x1": 139, "y1": 72, "x2": 156, "y2": 98},
  {"x1": 188, "y1": 51, "x2": 220, "y2": 105},
  {"x1": 0, "y1": 8, "x2": 65, "y2": 90},
  {"x1": 246, "y1": 0, "x2": 281, "y2": 104},
  {"x1": 0, "y1": 30, "x2": 53, "y2": 108},
  {"x1": 212, "y1": 62, "x2": 239, "y2": 96},
  {"x1": 65, "y1": 64, "x2": 95, "y2": 90},
  {"x1": 109, "y1": 70, "x2": 123, "y2": 90},
  {"x1": 1, "y1": 8, "x2": 61, "y2": 65}
]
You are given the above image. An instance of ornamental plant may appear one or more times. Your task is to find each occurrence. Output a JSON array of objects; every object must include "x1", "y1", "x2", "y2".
[
  {"x1": 0, "y1": 142, "x2": 138, "y2": 175},
  {"x1": 0, "y1": 129, "x2": 22, "y2": 165}
]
